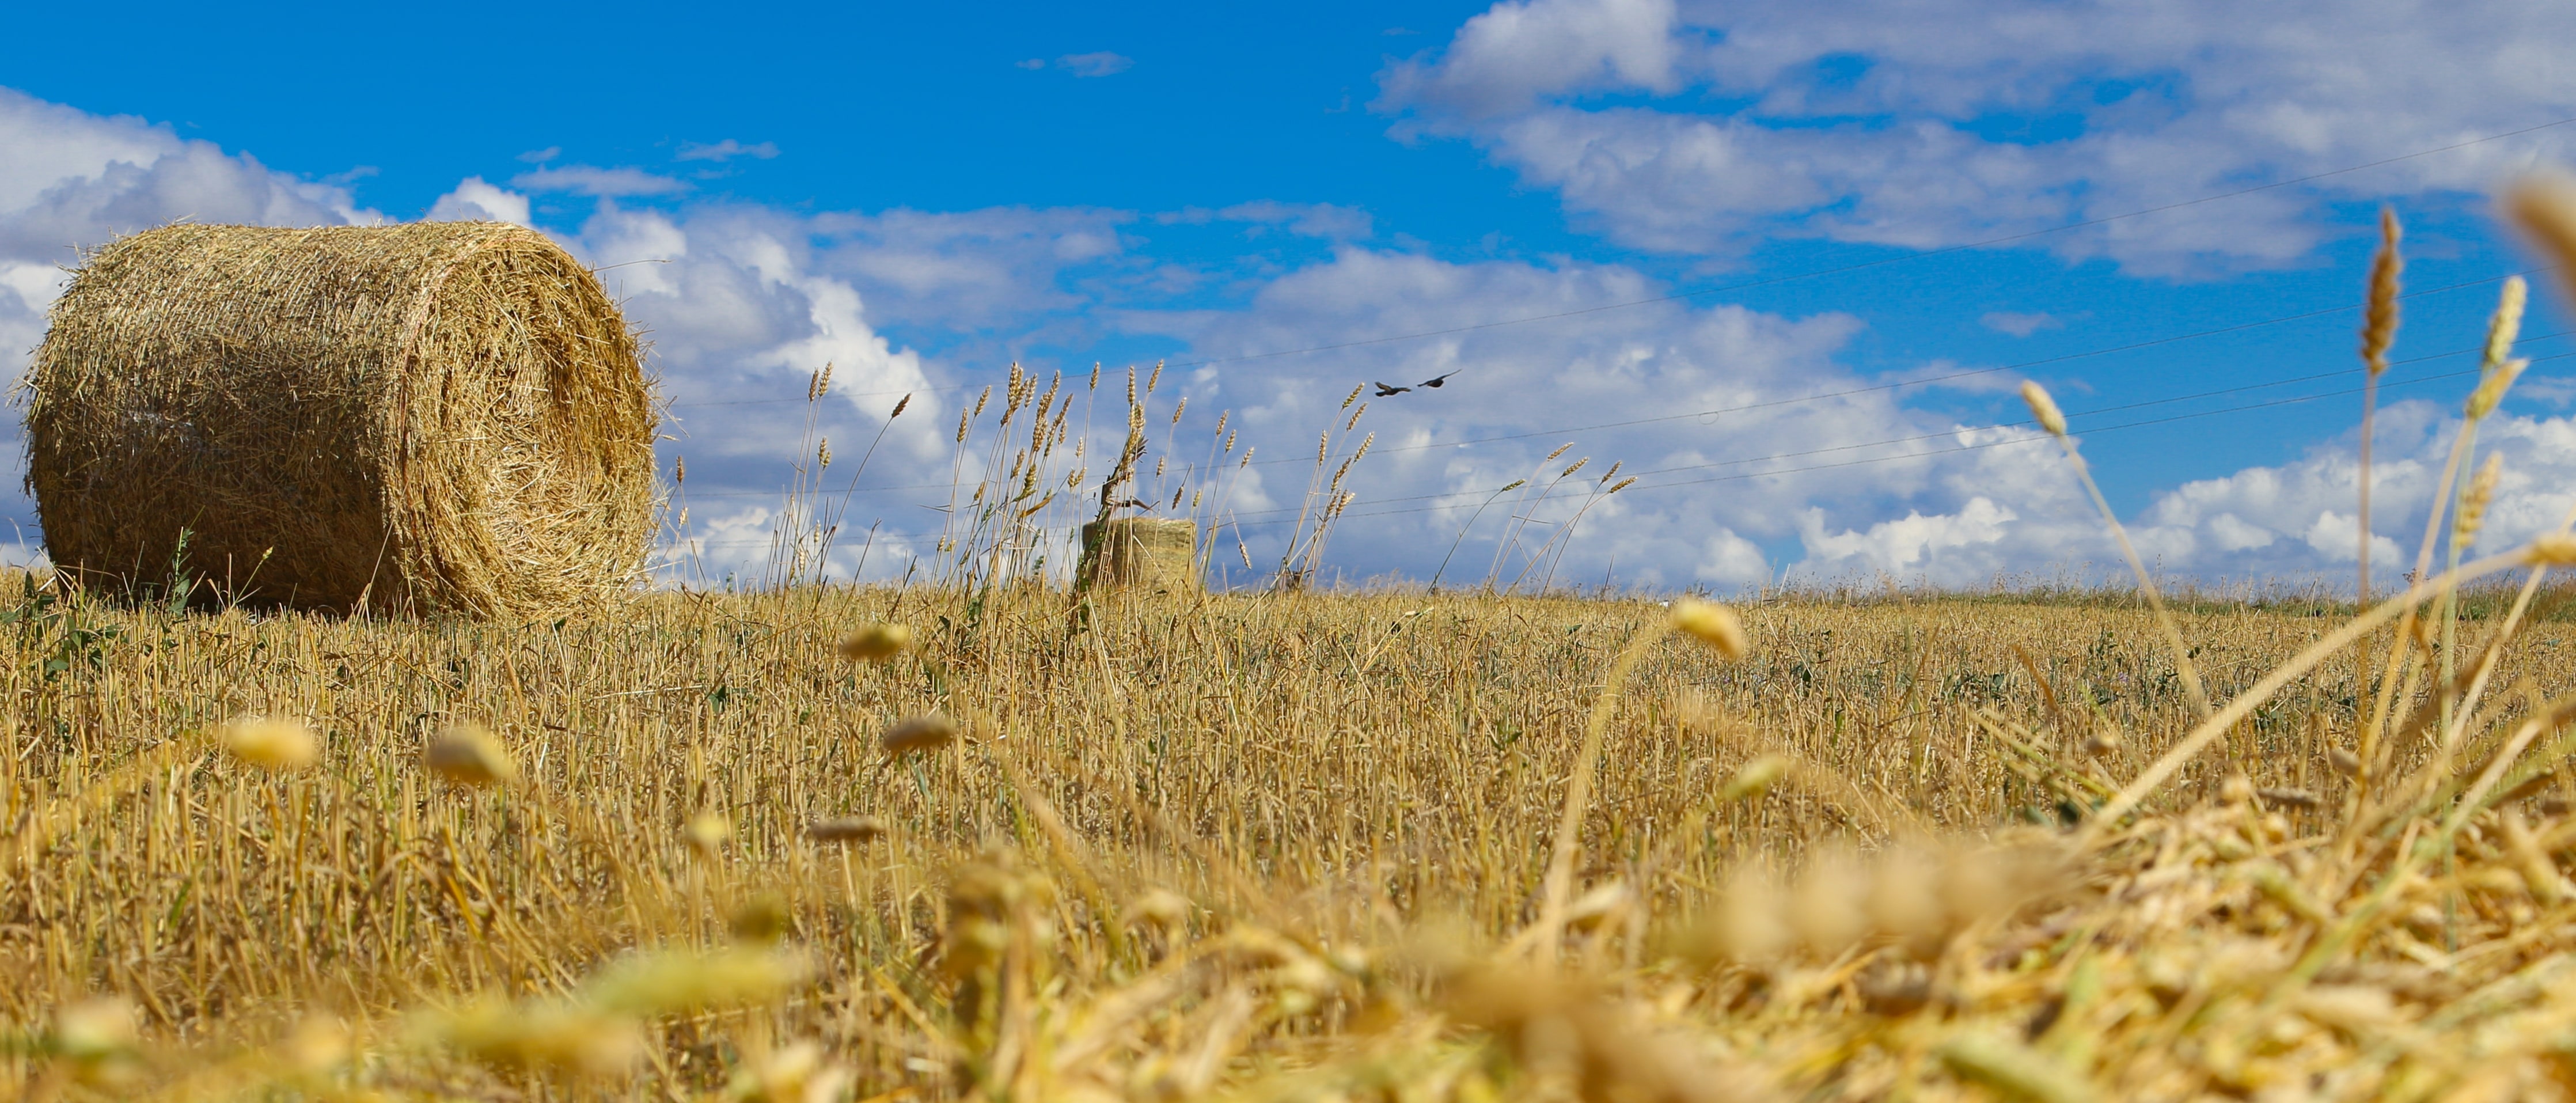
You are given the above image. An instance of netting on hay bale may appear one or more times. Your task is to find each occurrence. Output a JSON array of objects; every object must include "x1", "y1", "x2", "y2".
[{"x1": 24, "y1": 222, "x2": 657, "y2": 617}]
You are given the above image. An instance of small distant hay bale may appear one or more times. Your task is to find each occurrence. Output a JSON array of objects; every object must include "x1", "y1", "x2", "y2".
[
  {"x1": 25, "y1": 222, "x2": 655, "y2": 617},
  {"x1": 1078, "y1": 518, "x2": 1200, "y2": 594}
]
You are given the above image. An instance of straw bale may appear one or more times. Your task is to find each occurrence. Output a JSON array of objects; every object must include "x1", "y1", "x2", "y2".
[
  {"x1": 24, "y1": 222, "x2": 655, "y2": 617},
  {"x1": 1078, "y1": 518, "x2": 1200, "y2": 594}
]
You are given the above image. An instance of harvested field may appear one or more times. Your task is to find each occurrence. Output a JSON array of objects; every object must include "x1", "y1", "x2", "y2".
[{"x1": 10, "y1": 579, "x2": 2576, "y2": 1100}]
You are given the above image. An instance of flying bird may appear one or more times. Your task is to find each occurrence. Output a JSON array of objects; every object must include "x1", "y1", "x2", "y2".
[
  {"x1": 1372, "y1": 381, "x2": 1412, "y2": 396},
  {"x1": 1418, "y1": 370, "x2": 1460, "y2": 388}
]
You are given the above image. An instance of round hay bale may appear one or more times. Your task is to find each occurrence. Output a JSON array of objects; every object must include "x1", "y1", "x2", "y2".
[
  {"x1": 25, "y1": 222, "x2": 655, "y2": 617},
  {"x1": 1078, "y1": 518, "x2": 1201, "y2": 594}
]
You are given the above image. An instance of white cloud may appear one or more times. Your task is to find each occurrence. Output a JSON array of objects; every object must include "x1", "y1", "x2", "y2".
[
  {"x1": 677, "y1": 139, "x2": 781, "y2": 163},
  {"x1": 518, "y1": 146, "x2": 562, "y2": 164},
  {"x1": 510, "y1": 165, "x2": 689, "y2": 197},
  {"x1": 1981, "y1": 310, "x2": 2061, "y2": 337},
  {"x1": 1379, "y1": 0, "x2": 2576, "y2": 272},
  {"x1": 426, "y1": 177, "x2": 531, "y2": 225},
  {"x1": 1056, "y1": 52, "x2": 1134, "y2": 78},
  {"x1": 1161, "y1": 201, "x2": 1375, "y2": 240}
]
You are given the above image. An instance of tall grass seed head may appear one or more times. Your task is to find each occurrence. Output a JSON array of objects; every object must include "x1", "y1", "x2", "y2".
[
  {"x1": 48, "y1": 996, "x2": 138, "y2": 1064},
  {"x1": 2525, "y1": 533, "x2": 2576, "y2": 566},
  {"x1": 2020, "y1": 381, "x2": 2067, "y2": 437},
  {"x1": 805, "y1": 815, "x2": 889, "y2": 844},
  {"x1": 882, "y1": 714, "x2": 959, "y2": 757},
  {"x1": 586, "y1": 947, "x2": 810, "y2": 1017},
  {"x1": 2466, "y1": 358, "x2": 2528, "y2": 420},
  {"x1": 218, "y1": 715, "x2": 320, "y2": 771},
  {"x1": 1670, "y1": 598, "x2": 1750, "y2": 660},
  {"x1": 2508, "y1": 173, "x2": 2576, "y2": 310},
  {"x1": 428, "y1": 996, "x2": 642, "y2": 1077},
  {"x1": 2487, "y1": 275, "x2": 2528, "y2": 367},
  {"x1": 2361, "y1": 207, "x2": 2404, "y2": 373},
  {"x1": 836, "y1": 623, "x2": 912, "y2": 662},
  {"x1": 1720, "y1": 754, "x2": 1790, "y2": 802},
  {"x1": 724, "y1": 1040, "x2": 850, "y2": 1103},
  {"x1": 424, "y1": 722, "x2": 518, "y2": 787},
  {"x1": 685, "y1": 810, "x2": 732, "y2": 857}
]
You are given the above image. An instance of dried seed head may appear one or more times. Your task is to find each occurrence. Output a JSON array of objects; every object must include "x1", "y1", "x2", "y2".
[
  {"x1": 1788, "y1": 854, "x2": 1870, "y2": 956},
  {"x1": 836, "y1": 624, "x2": 912, "y2": 662},
  {"x1": 1704, "y1": 870, "x2": 1789, "y2": 962},
  {"x1": 673, "y1": 455, "x2": 686, "y2": 485},
  {"x1": 1341, "y1": 382, "x2": 1364, "y2": 410},
  {"x1": 285, "y1": 1015, "x2": 351, "y2": 1076},
  {"x1": 2020, "y1": 381, "x2": 2067, "y2": 438},
  {"x1": 685, "y1": 810, "x2": 731, "y2": 858},
  {"x1": 2361, "y1": 207, "x2": 2404, "y2": 374},
  {"x1": 2487, "y1": 276, "x2": 2528, "y2": 368},
  {"x1": 1865, "y1": 851, "x2": 1947, "y2": 954},
  {"x1": 2327, "y1": 745, "x2": 2363, "y2": 777},
  {"x1": 218, "y1": 715, "x2": 320, "y2": 771},
  {"x1": 882, "y1": 714, "x2": 959, "y2": 757},
  {"x1": 426, "y1": 998, "x2": 642, "y2": 1077},
  {"x1": 1670, "y1": 598, "x2": 1750, "y2": 660},
  {"x1": 2083, "y1": 727, "x2": 2122, "y2": 757},
  {"x1": 729, "y1": 893, "x2": 794, "y2": 943},
  {"x1": 2508, "y1": 174, "x2": 2576, "y2": 310},
  {"x1": 1147, "y1": 359, "x2": 1164, "y2": 393},
  {"x1": 805, "y1": 816, "x2": 889, "y2": 844},
  {"x1": 1124, "y1": 888, "x2": 1194, "y2": 930},
  {"x1": 2221, "y1": 773, "x2": 2256, "y2": 807},
  {"x1": 816, "y1": 439, "x2": 830, "y2": 468},
  {"x1": 585, "y1": 947, "x2": 809, "y2": 1017},
  {"x1": 1720, "y1": 755, "x2": 1789, "y2": 803},
  {"x1": 727, "y1": 1040, "x2": 849, "y2": 1103},
  {"x1": 49, "y1": 996, "x2": 138, "y2": 1064},
  {"x1": 424, "y1": 723, "x2": 518, "y2": 786},
  {"x1": 2524, "y1": 533, "x2": 2576, "y2": 567},
  {"x1": 890, "y1": 393, "x2": 912, "y2": 419},
  {"x1": 1608, "y1": 476, "x2": 1637, "y2": 494},
  {"x1": 2465, "y1": 358, "x2": 2528, "y2": 420},
  {"x1": 2457, "y1": 453, "x2": 2504, "y2": 545}
]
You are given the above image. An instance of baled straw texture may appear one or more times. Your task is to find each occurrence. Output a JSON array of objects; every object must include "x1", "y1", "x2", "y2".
[
  {"x1": 25, "y1": 222, "x2": 655, "y2": 617},
  {"x1": 1078, "y1": 517, "x2": 1200, "y2": 594}
]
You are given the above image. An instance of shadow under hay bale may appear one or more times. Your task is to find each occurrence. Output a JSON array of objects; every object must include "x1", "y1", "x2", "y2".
[
  {"x1": 1078, "y1": 518, "x2": 1200, "y2": 595},
  {"x1": 24, "y1": 222, "x2": 656, "y2": 618}
]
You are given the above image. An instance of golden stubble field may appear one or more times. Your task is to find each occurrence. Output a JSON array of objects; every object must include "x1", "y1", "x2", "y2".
[{"x1": 13, "y1": 575, "x2": 2576, "y2": 1101}]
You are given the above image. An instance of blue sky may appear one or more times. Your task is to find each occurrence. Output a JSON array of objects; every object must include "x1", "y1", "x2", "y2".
[{"x1": 6, "y1": 0, "x2": 2576, "y2": 590}]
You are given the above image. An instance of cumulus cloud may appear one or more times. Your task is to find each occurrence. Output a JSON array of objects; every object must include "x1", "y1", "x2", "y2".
[
  {"x1": 510, "y1": 165, "x2": 689, "y2": 197},
  {"x1": 1378, "y1": 0, "x2": 2576, "y2": 272},
  {"x1": 426, "y1": 177, "x2": 530, "y2": 224},
  {"x1": 677, "y1": 139, "x2": 780, "y2": 162}
]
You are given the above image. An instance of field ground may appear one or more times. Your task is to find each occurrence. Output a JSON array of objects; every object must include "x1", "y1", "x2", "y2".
[{"x1": 9, "y1": 579, "x2": 2576, "y2": 1100}]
